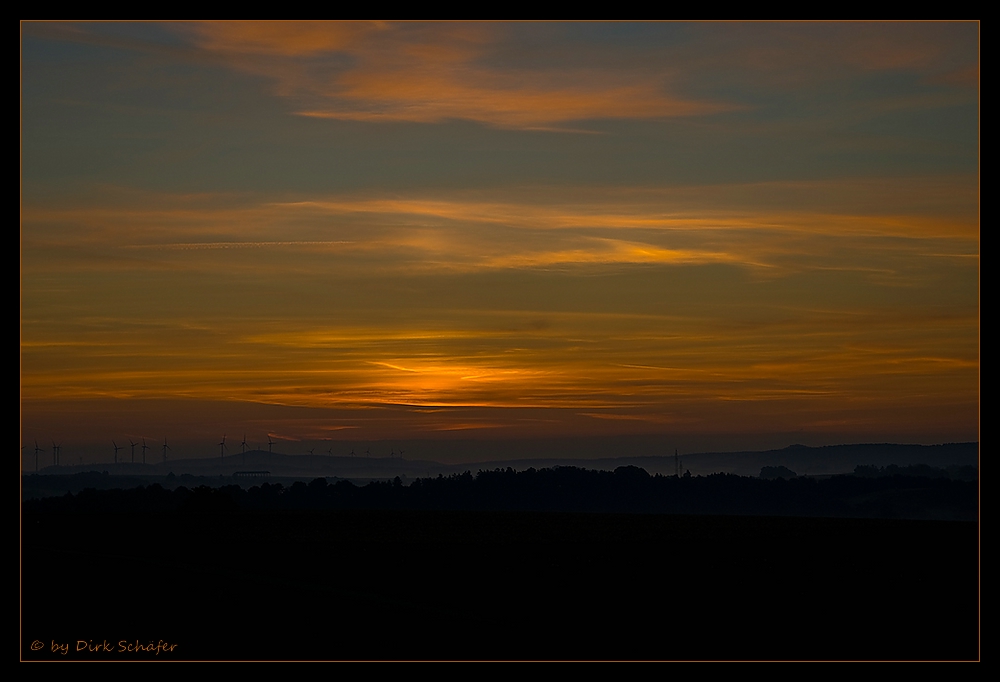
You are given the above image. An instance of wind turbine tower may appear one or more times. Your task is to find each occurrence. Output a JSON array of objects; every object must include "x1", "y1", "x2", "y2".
[{"x1": 162, "y1": 437, "x2": 170, "y2": 463}]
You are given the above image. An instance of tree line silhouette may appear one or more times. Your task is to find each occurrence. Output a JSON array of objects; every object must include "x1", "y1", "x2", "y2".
[{"x1": 24, "y1": 464, "x2": 976, "y2": 519}]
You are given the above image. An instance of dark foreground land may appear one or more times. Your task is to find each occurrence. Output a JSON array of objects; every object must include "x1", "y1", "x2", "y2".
[{"x1": 22, "y1": 509, "x2": 978, "y2": 661}]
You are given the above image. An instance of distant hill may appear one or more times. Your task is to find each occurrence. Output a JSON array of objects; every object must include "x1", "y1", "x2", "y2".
[
  {"x1": 432, "y1": 442, "x2": 978, "y2": 478},
  {"x1": 27, "y1": 442, "x2": 977, "y2": 483}
]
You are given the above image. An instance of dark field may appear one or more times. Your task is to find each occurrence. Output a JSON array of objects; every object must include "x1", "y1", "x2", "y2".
[{"x1": 22, "y1": 510, "x2": 978, "y2": 661}]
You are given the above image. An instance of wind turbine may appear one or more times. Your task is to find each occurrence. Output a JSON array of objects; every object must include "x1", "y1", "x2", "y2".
[
  {"x1": 34, "y1": 440, "x2": 42, "y2": 472},
  {"x1": 268, "y1": 436, "x2": 274, "y2": 454},
  {"x1": 52, "y1": 441, "x2": 60, "y2": 467},
  {"x1": 113, "y1": 441, "x2": 122, "y2": 465},
  {"x1": 241, "y1": 434, "x2": 248, "y2": 465},
  {"x1": 129, "y1": 439, "x2": 137, "y2": 464},
  {"x1": 162, "y1": 437, "x2": 170, "y2": 463},
  {"x1": 141, "y1": 438, "x2": 149, "y2": 465},
  {"x1": 219, "y1": 434, "x2": 228, "y2": 461}
]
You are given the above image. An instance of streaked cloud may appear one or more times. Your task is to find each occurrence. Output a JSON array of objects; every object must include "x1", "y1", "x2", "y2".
[
  {"x1": 179, "y1": 22, "x2": 734, "y2": 129},
  {"x1": 165, "y1": 22, "x2": 979, "y2": 131},
  {"x1": 21, "y1": 175, "x2": 979, "y2": 284}
]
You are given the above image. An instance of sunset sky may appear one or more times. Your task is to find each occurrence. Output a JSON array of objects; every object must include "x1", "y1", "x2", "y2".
[{"x1": 20, "y1": 22, "x2": 979, "y2": 464}]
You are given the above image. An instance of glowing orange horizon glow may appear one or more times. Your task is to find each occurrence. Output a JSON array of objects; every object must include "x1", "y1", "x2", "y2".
[{"x1": 21, "y1": 22, "x2": 979, "y2": 456}]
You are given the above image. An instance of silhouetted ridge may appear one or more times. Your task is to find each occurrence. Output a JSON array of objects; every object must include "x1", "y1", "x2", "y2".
[{"x1": 23, "y1": 465, "x2": 976, "y2": 520}]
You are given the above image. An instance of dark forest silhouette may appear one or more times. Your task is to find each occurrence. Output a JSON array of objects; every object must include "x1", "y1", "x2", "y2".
[
  {"x1": 22, "y1": 464, "x2": 979, "y2": 661},
  {"x1": 24, "y1": 464, "x2": 977, "y2": 520}
]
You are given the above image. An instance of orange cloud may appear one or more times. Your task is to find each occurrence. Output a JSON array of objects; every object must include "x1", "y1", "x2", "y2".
[
  {"x1": 186, "y1": 21, "x2": 375, "y2": 57},
  {"x1": 20, "y1": 180, "x2": 979, "y2": 284},
  {"x1": 182, "y1": 22, "x2": 733, "y2": 128}
]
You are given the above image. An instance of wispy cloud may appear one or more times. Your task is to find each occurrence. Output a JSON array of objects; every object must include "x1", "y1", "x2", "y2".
[
  {"x1": 178, "y1": 22, "x2": 734, "y2": 129},
  {"x1": 21, "y1": 179, "x2": 978, "y2": 282},
  {"x1": 162, "y1": 22, "x2": 979, "y2": 130},
  {"x1": 124, "y1": 241, "x2": 353, "y2": 251}
]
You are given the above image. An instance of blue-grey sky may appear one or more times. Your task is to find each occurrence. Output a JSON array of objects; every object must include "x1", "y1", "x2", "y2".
[{"x1": 21, "y1": 22, "x2": 979, "y2": 462}]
